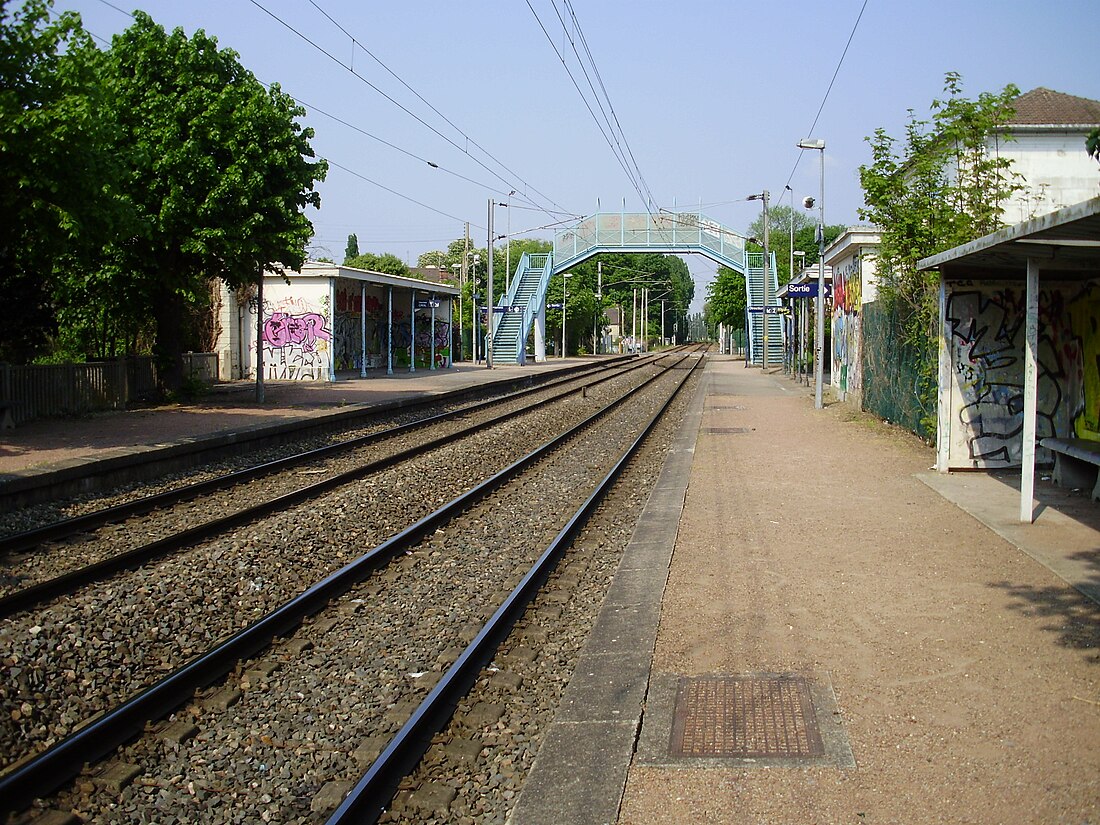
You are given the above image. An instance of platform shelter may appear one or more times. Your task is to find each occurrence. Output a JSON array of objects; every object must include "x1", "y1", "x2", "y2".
[
  {"x1": 918, "y1": 197, "x2": 1100, "y2": 521},
  {"x1": 216, "y1": 262, "x2": 459, "y2": 382}
]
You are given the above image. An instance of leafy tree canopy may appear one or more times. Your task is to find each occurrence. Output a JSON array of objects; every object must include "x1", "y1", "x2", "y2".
[
  {"x1": 96, "y1": 11, "x2": 326, "y2": 388},
  {"x1": 345, "y1": 252, "x2": 409, "y2": 277},
  {"x1": 0, "y1": 0, "x2": 124, "y2": 362}
]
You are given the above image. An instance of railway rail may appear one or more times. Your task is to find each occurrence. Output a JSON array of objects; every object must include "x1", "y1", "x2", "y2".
[
  {"x1": 1, "y1": 349, "x2": 704, "y2": 821},
  {"x1": 0, "y1": 353, "x2": 681, "y2": 616}
]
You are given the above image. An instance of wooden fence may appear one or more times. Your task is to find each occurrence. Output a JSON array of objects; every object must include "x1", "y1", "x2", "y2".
[{"x1": 0, "y1": 353, "x2": 219, "y2": 425}]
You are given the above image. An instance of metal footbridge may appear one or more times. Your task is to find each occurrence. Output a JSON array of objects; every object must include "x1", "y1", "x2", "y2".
[{"x1": 489, "y1": 212, "x2": 781, "y2": 365}]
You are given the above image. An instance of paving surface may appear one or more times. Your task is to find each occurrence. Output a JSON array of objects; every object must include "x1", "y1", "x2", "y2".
[{"x1": 3, "y1": 354, "x2": 1099, "y2": 823}]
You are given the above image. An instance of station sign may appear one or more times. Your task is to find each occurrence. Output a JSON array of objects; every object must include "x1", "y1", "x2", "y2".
[
  {"x1": 547, "y1": 302, "x2": 563, "y2": 309},
  {"x1": 747, "y1": 306, "x2": 791, "y2": 315},
  {"x1": 785, "y1": 283, "x2": 832, "y2": 298},
  {"x1": 416, "y1": 299, "x2": 441, "y2": 309}
]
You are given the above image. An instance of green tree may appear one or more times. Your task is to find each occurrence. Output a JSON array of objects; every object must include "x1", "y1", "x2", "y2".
[
  {"x1": 858, "y1": 72, "x2": 1020, "y2": 430},
  {"x1": 706, "y1": 267, "x2": 747, "y2": 331},
  {"x1": 0, "y1": 0, "x2": 125, "y2": 362},
  {"x1": 99, "y1": 12, "x2": 326, "y2": 391},
  {"x1": 1087, "y1": 127, "x2": 1100, "y2": 165},
  {"x1": 344, "y1": 233, "x2": 359, "y2": 262},
  {"x1": 345, "y1": 252, "x2": 409, "y2": 276}
]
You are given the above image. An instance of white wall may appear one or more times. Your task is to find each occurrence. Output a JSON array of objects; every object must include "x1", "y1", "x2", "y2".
[{"x1": 993, "y1": 130, "x2": 1100, "y2": 223}]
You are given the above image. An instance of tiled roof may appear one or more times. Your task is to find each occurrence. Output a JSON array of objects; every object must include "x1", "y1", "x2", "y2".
[{"x1": 1008, "y1": 88, "x2": 1100, "y2": 126}]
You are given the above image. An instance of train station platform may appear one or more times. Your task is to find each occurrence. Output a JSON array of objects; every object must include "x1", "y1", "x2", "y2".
[
  {"x1": 514, "y1": 355, "x2": 1100, "y2": 825},
  {"x1": 2, "y1": 354, "x2": 1097, "y2": 822},
  {"x1": 0, "y1": 358, "x2": 599, "y2": 502}
]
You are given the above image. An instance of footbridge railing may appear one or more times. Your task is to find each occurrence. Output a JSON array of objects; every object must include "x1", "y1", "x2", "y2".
[{"x1": 553, "y1": 211, "x2": 750, "y2": 273}]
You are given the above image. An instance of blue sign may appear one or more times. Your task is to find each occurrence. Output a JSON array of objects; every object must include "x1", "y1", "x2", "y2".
[
  {"x1": 416, "y1": 299, "x2": 440, "y2": 309},
  {"x1": 748, "y1": 306, "x2": 791, "y2": 315},
  {"x1": 785, "y1": 283, "x2": 832, "y2": 298},
  {"x1": 547, "y1": 302, "x2": 563, "y2": 309}
]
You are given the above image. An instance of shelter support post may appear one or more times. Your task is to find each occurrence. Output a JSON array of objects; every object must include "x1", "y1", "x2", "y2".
[
  {"x1": 410, "y1": 290, "x2": 416, "y2": 374},
  {"x1": 360, "y1": 283, "x2": 367, "y2": 378},
  {"x1": 1020, "y1": 258, "x2": 1040, "y2": 523},
  {"x1": 387, "y1": 286, "x2": 394, "y2": 376},
  {"x1": 936, "y1": 280, "x2": 951, "y2": 471},
  {"x1": 534, "y1": 307, "x2": 546, "y2": 363}
]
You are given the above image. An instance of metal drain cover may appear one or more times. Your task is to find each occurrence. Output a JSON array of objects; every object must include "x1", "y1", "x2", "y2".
[{"x1": 670, "y1": 675, "x2": 824, "y2": 758}]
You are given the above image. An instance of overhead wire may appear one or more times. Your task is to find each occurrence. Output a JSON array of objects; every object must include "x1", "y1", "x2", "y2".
[
  {"x1": 74, "y1": 0, "x2": 491, "y2": 235},
  {"x1": 782, "y1": 0, "x2": 870, "y2": 195},
  {"x1": 525, "y1": 0, "x2": 655, "y2": 216},
  {"x1": 562, "y1": 0, "x2": 656, "y2": 213},
  {"x1": 304, "y1": 0, "x2": 573, "y2": 220},
  {"x1": 246, "y1": 0, "x2": 576, "y2": 225}
]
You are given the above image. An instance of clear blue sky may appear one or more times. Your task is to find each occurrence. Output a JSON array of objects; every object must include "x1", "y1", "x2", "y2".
[{"x1": 59, "y1": 0, "x2": 1096, "y2": 311}]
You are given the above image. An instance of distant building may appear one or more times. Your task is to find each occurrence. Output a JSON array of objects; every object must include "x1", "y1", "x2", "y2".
[{"x1": 994, "y1": 87, "x2": 1100, "y2": 222}]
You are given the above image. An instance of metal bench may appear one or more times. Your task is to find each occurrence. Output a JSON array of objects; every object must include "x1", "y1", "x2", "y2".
[{"x1": 1040, "y1": 437, "x2": 1100, "y2": 499}]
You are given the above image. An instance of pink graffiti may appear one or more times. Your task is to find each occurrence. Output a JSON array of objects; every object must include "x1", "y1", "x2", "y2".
[{"x1": 263, "y1": 311, "x2": 331, "y2": 352}]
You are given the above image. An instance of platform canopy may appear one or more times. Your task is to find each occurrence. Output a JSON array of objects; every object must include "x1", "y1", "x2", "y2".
[{"x1": 919, "y1": 196, "x2": 1100, "y2": 522}]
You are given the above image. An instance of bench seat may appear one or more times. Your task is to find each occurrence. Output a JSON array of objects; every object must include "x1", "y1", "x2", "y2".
[{"x1": 1040, "y1": 437, "x2": 1100, "y2": 499}]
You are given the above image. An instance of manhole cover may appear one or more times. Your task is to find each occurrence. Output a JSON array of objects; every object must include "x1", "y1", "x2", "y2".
[
  {"x1": 703, "y1": 427, "x2": 750, "y2": 434},
  {"x1": 669, "y1": 675, "x2": 824, "y2": 758}
]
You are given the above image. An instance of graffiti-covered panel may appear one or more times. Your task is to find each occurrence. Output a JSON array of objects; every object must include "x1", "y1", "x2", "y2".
[
  {"x1": 257, "y1": 277, "x2": 332, "y2": 381},
  {"x1": 943, "y1": 279, "x2": 1098, "y2": 468},
  {"x1": 832, "y1": 253, "x2": 863, "y2": 400}
]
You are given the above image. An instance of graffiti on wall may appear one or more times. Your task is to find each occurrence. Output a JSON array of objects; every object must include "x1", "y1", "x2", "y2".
[
  {"x1": 945, "y1": 282, "x2": 1099, "y2": 465},
  {"x1": 832, "y1": 255, "x2": 862, "y2": 395},
  {"x1": 261, "y1": 296, "x2": 331, "y2": 380}
]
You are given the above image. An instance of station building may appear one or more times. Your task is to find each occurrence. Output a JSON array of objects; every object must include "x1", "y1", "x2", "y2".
[{"x1": 215, "y1": 262, "x2": 459, "y2": 382}]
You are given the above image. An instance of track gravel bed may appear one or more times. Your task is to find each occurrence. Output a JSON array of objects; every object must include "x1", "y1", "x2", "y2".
[
  {"x1": 0, "y1": 362, "x2": 661, "y2": 600},
  {"x1": 0, "y1": 361, "x2": 685, "y2": 801}
]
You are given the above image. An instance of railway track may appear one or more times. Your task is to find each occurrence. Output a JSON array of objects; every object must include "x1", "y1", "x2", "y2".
[
  {"x1": 0, "y1": 354, "x2": 676, "y2": 615},
  {"x1": 0, "y1": 349, "x2": 704, "y2": 822}
]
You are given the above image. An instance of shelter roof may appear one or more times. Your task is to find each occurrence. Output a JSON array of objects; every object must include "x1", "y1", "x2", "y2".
[
  {"x1": 280, "y1": 261, "x2": 460, "y2": 296},
  {"x1": 917, "y1": 197, "x2": 1100, "y2": 280}
]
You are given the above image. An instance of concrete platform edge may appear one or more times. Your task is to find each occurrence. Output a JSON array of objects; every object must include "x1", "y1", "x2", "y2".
[{"x1": 507, "y1": 357, "x2": 707, "y2": 825}]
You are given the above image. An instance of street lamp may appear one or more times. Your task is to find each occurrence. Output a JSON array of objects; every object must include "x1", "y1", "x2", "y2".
[
  {"x1": 561, "y1": 273, "x2": 573, "y2": 358},
  {"x1": 471, "y1": 254, "x2": 481, "y2": 364},
  {"x1": 797, "y1": 137, "x2": 826, "y2": 409}
]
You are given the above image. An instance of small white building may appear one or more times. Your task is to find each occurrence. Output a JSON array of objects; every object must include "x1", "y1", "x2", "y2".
[
  {"x1": 824, "y1": 227, "x2": 882, "y2": 404},
  {"x1": 994, "y1": 87, "x2": 1100, "y2": 223},
  {"x1": 216, "y1": 262, "x2": 459, "y2": 382}
]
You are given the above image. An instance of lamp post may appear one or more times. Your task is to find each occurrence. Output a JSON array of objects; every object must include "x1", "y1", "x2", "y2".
[
  {"x1": 451, "y1": 263, "x2": 462, "y2": 362},
  {"x1": 561, "y1": 272, "x2": 573, "y2": 358},
  {"x1": 471, "y1": 254, "x2": 480, "y2": 364},
  {"x1": 502, "y1": 190, "x2": 515, "y2": 295},
  {"x1": 486, "y1": 199, "x2": 494, "y2": 369},
  {"x1": 798, "y1": 137, "x2": 826, "y2": 409}
]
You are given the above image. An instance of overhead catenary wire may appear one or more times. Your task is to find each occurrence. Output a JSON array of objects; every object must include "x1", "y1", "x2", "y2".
[
  {"x1": 525, "y1": 0, "x2": 656, "y2": 217},
  {"x1": 246, "y1": 0, "x2": 572, "y2": 223},
  {"x1": 781, "y1": 0, "x2": 870, "y2": 195},
  {"x1": 304, "y1": 0, "x2": 573, "y2": 221},
  {"x1": 561, "y1": 0, "x2": 656, "y2": 213},
  {"x1": 77, "y1": 0, "x2": 489, "y2": 237}
]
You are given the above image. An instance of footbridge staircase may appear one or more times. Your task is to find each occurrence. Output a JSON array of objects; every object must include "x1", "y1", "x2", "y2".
[{"x1": 488, "y1": 212, "x2": 781, "y2": 366}]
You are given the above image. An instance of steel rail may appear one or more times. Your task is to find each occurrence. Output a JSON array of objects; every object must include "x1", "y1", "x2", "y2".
[
  {"x1": 0, "y1": 352, "x2": 695, "y2": 817},
  {"x1": 0, "y1": 354, "x2": 669, "y2": 619},
  {"x1": 0, "y1": 358, "x2": 645, "y2": 556},
  {"x1": 328, "y1": 352, "x2": 705, "y2": 823}
]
